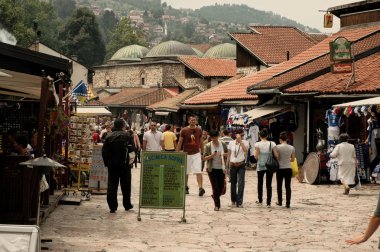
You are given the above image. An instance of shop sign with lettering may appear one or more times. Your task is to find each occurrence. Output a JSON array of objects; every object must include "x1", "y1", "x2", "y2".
[
  {"x1": 331, "y1": 62, "x2": 353, "y2": 74},
  {"x1": 139, "y1": 151, "x2": 186, "y2": 209},
  {"x1": 330, "y1": 37, "x2": 352, "y2": 61}
]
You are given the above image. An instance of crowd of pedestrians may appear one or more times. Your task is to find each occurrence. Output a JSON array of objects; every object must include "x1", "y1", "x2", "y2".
[{"x1": 99, "y1": 115, "x2": 379, "y2": 248}]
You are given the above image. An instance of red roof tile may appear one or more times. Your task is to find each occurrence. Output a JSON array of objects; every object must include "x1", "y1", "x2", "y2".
[
  {"x1": 189, "y1": 44, "x2": 211, "y2": 53},
  {"x1": 100, "y1": 88, "x2": 175, "y2": 106},
  {"x1": 285, "y1": 51, "x2": 380, "y2": 94},
  {"x1": 229, "y1": 26, "x2": 317, "y2": 65},
  {"x1": 308, "y1": 33, "x2": 329, "y2": 43},
  {"x1": 183, "y1": 73, "x2": 258, "y2": 104},
  {"x1": 252, "y1": 26, "x2": 380, "y2": 90},
  {"x1": 185, "y1": 24, "x2": 380, "y2": 105},
  {"x1": 148, "y1": 89, "x2": 200, "y2": 111},
  {"x1": 179, "y1": 56, "x2": 236, "y2": 77}
]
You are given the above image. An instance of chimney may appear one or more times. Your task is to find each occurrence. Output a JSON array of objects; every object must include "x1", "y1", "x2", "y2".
[{"x1": 286, "y1": 51, "x2": 290, "y2": 61}]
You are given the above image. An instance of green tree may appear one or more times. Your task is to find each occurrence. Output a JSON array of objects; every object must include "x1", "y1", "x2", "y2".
[
  {"x1": 99, "y1": 9, "x2": 118, "y2": 44},
  {"x1": 59, "y1": 7, "x2": 106, "y2": 67},
  {"x1": 0, "y1": 0, "x2": 64, "y2": 49},
  {"x1": 182, "y1": 22, "x2": 195, "y2": 38},
  {"x1": 53, "y1": 0, "x2": 76, "y2": 19},
  {"x1": 152, "y1": 8, "x2": 164, "y2": 19},
  {"x1": 106, "y1": 17, "x2": 146, "y2": 60},
  {"x1": 100, "y1": 10, "x2": 118, "y2": 31}
]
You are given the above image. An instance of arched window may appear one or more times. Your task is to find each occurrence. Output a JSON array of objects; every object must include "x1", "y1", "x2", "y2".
[{"x1": 140, "y1": 71, "x2": 146, "y2": 86}]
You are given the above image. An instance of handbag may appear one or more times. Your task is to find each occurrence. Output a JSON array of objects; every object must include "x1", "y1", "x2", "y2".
[
  {"x1": 291, "y1": 157, "x2": 299, "y2": 177},
  {"x1": 265, "y1": 142, "x2": 279, "y2": 172}
]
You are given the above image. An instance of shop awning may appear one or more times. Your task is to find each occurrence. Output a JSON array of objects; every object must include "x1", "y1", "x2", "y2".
[
  {"x1": 221, "y1": 100, "x2": 259, "y2": 106},
  {"x1": 0, "y1": 69, "x2": 42, "y2": 99},
  {"x1": 332, "y1": 96, "x2": 380, "y2": 107},
  {"x1": 76, "y1": 106, "x2": 112, "y2": 116},
  {"x1": 155, "y1": 111, "x2": 170, "y2": 116},
  {"x1": 243, "y1": 105, "x2": 291, "y2": 120}
]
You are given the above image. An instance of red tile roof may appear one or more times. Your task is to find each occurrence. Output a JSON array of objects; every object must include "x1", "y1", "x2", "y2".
[
  {"x1": 229, "y1": 26, "x2": 317, "y2": 65},
  {"x1": 185, "y1": 24, "x2": 380, "y2": 105},
  {"x1": 285, "y1": 51, "x2": 380, "y2": 94},
  {"x1": 251, "y1": 25, "x2": 380, "y2": 91},
  {"x1": 308, "y1": 33, "x2": 329, "y2": 43},
  {"x1": 179, "y1": 56, "x2": 236, "y2": 77},
  {"x1": 148, "y1": 89, "x2": 200, "y2": 111},
  {"x1": 189, "y1": 44, "x2": 211, "y2": 53},
  {"x1": 100, "y1": 88, "x2": 175, "y2": 106},
  {"x1": 183, "y1": 73, "x2": 256, "y2": 105}
]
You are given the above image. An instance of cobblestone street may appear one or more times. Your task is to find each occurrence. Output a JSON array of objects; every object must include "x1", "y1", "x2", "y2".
[{"x1": 41, "y1": 166, "x2": 380, "y2": 252}]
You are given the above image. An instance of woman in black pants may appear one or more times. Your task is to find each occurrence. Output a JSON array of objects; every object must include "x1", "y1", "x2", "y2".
[
  {"x1": 254, "y1": 128, "x2": 279, "y2": 208},
  {"x1": 275, "y1": 132, "x2": 295, "y2": 208},
  {"x1": 203, "y1": 130, "x2": 228, "y2": 211}
]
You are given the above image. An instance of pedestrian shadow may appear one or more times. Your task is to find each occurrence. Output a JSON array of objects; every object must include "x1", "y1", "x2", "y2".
[{"x1": 347, "y1": 192, "x2": 376, "y2": 197}]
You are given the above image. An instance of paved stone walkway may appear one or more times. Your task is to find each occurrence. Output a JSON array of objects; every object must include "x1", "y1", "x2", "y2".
[{"x1": 41, "y1": 165, "x2": 380, "y2": 252}]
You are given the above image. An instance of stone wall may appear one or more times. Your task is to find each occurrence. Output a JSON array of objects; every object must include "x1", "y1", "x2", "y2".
[
  {"x1": 185, "y1": 78, "x2": 209, "y2": 91},
  {"x1": 93, "y1": 63, "x2": 185, "y2": 89},
  {"x1": 237, "y1": 66, "x2": 258, "y2": 75},
  {"x1": 162, "y1": 64, "x2": 185, "y2": 86}
]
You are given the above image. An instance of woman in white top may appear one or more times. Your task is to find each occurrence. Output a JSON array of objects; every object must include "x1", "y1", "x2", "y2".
[
  {"x1": 203, "y1": 130, "x2": 228, "y2": 211},
  {"x1": 226, "y1": 129, "x2": 249, "y2": 207},
  {"x1": 254, "y1": 128, "x2": 279, "y2": 208},
  {"x1": 275, "y1": 132, "x2": 295, "y2": 208},
  {"x1": 330, "y1": 133, "x2": 357, "y2": 195}
]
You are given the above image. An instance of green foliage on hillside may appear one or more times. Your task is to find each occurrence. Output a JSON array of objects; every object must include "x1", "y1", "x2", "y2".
[
  {"x1": 192, "y1": 4, "x2": 319, "y2": 33},
  {"x1": 59, "y1": 7, "x2": 106, "y2": 67},
  {"x1": 106, "y1": 17, "x2": 147, "y2": 60},
  {"x1": 0, "y1": 0, "x2": 64, "y2": 48}
]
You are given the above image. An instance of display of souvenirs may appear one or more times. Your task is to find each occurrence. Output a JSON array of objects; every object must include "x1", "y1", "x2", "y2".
[
  {"x1": 371, "y1": 165, "x2": 380, "y2": 184},
  {"x1": 68, "y1": 116, "x2": 94, "y2": 168}
]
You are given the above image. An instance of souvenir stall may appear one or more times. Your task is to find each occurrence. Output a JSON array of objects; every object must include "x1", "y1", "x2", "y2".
[
  {"x1": 331, "y1": 97, "x2": 380, "y2": 184},
  {"x1": 0, "y1": 41, "x2": 72, "y2": 226},
  {"x1": 225, "y1": 105, "x2": 297, "y2": 165},
  {"x1": 68, "y1": 106, "x2": 112, "y2": 196}
]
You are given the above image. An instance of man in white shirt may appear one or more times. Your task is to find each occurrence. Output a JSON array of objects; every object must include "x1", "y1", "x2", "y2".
[{"x1": 143, "y1": 121, "x2": 163, "y2": 151}]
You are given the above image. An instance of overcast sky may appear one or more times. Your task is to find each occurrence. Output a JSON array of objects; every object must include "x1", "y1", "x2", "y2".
[{"x1": 163, "y1": 0, "x2": 359, "y2": 33}]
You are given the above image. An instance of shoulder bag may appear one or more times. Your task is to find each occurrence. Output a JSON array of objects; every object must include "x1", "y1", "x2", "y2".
[{"x1": 265, "y1": 141, "x2": 279, "y2": 172}]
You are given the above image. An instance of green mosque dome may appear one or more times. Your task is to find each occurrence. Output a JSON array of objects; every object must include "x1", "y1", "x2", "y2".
[
  {"x1": 145, "y1": 40, "x2": 198, "y2": 58},
  {"x1": 203, "y1": 43, "x2": 236, "y2": 59},
  {"x1": 110, "y1": 44, "x2": 149, "y2": 62},
  {"x1": 192, "y1": 47, "x2": 204, "y2": 57}
]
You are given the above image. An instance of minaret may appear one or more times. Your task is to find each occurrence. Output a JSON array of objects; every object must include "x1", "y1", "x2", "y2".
[{"x1": 164, "y1": 22, "x2": 168, "y2": 36}]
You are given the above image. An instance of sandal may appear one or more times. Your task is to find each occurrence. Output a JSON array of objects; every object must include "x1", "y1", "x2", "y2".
[{"x1": 214, "y1": 207, "x2": 220, "y2": 211}]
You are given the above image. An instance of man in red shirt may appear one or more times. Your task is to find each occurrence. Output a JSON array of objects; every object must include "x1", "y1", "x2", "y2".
[{"x1": 176, "y1": 115, "x2": 205, "y2": 196}]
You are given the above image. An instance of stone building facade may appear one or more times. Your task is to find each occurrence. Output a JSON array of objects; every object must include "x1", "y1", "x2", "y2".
[{"x1": 94, "y1": 61, "x2": 211, "y2": 93}]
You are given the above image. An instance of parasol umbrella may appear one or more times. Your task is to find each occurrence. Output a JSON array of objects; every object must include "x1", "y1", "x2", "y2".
[
  {"x1": 0, "y1": 70, "x2": 12, "y2": 78},
  {"x1": 19, "y1": 154, "x2": 66, "y2": 225},
  {"x1": 19, "y1": 154, "x2": 66, "y2": 168}
]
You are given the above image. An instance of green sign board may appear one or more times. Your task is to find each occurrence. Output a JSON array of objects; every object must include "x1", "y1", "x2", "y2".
[
  {"x1": 330, "y1": 36, "x2": 352, "y2": 61},
  {"x1": 139, "y1": 151, "x2": 186, "y2": 209}
]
